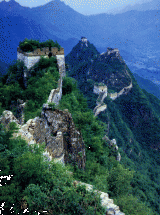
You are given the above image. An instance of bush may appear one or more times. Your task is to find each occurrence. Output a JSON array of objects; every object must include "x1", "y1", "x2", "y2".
[
  {"x1": 19, "y1": 38, "x2": 61, "y2": 52},
  {"x1": 48, "y1": 102, "x2": 56, "y2": 110},
  {"x1": 62, "y1": 77, "x2": 77, "y2": 95},
  {"x1": 0, "y1": 124, "x2": 105, "y2": 215}
]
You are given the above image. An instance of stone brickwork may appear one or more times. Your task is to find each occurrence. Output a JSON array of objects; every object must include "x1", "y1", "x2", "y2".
[
  {"x1": 94, "y1": 104, "x2": 107, "y2": 117},
  {"x1": 93, "y1": 84, "x2": 108, "y2": 95},
  {"x1": 47, "y1": 76, "x2": 62, "y2": 106},
  {"x1": 93, "y1": 83, "x2": 108, "y2": 117},
  {"x1": 17, "y1": 47, "x2": 64, "y2": 56},
  {"x1": 107, "y1": 47, "x2": 119, "y2": 57},
  {"x1": 56, "y1": 55, "x2": 66, "y2": 77},
  {"x1": 108, "y1": 82, "x2": 132, "y2": 100},
  {"x1": 46, "y1": 55, "x2": 65, "y2": 106},
  {"x1": 17, "y1": 45, "x2": 66, "y2": 106},
  {"x1": 81, "y1": 37, "x2": 88, "y2": 47},
  {"x1": 17, "y1": 46, "x2": 65, "y2": 70}
]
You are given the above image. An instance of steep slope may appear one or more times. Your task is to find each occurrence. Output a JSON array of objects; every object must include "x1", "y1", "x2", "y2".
[
  {"x1": 1, "y1": 37, "x2": 158, "y2": 214},
  {"x1": 66, "y1": 38, "x2": 132, "y2": 107},
  {"x1": 66, "y1": 39, "x2": 160, "y2": 214},
  {"x1": 133, "y1": 73, "x2": 160, "y2": 99}
]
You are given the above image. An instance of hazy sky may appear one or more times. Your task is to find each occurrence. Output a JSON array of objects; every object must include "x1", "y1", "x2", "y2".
[{"x1": 2, "y1": 0, "x2": 153, "y2": 15}]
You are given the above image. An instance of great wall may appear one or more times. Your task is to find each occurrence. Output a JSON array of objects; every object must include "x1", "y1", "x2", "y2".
[
  {"x1": 0, "y1": 43, "x2": 126, "y2": 215},
  {"x1": 93, "y1": 81, "x2": 132, "y2": 117}
]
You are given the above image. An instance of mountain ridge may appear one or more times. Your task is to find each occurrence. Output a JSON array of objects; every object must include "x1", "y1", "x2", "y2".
[{"x1": 1, "y1": 0, "x2": 159, "y2": 80}]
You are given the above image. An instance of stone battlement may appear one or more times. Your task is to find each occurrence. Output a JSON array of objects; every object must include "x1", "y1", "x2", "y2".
[
  {"x1": 107, "y1": 47, "x2": 119, "y2": 57},
  {"x1": 17, "y1": 46, "x2": 64, "y2": 56},
  {"x1": 93, "y1": 84, "x2": 107, "y2": 95},
  {"x1": 17, "y1": 46, "x2": 65, "y2": 71},
  {"x1": 81, "y1": 37, "x2": 88, "y2": 43}
]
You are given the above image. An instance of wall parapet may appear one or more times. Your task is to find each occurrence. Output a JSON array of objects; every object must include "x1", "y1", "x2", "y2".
[
  {"x1": 108, "y1": 82, "x2": 132, "y2": 100},
  {"x1": 17, "y1": 46, "x2": 64, "y2": 56}
]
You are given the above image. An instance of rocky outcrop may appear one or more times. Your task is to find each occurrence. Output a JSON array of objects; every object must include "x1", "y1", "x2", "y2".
[
  {"x1": 41, "y1": 106, "x2": 86, "y2": 169},
  {"x1": 0, "y1": 108, "x2": 86, "y2": 170},
  {"x1": 73, "y1": 180, "x2": 125, "y2": 215}
]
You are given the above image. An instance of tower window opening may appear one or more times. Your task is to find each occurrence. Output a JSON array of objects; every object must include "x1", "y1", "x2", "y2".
[{"x1": 48, "y1": 52, "x2": 52, "y2": 58}]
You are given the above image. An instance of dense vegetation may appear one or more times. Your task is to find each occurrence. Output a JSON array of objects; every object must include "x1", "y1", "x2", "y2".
[
  {"x1": 66, "y1": 43, "x2": 131, "y2": 93},
  {"x1": 0, "y1": 56, "x2": 59, "y2": 121},
  {"x1": 65, "y1": 43, "x2": 160, "y2": 214},
  {"x1": 0, "y1": 123, "x2": 105, "y2": 214},
  {"x1": 133, "y1": 73, "x2": 160, "y2": 100},
  {"x1": 19, "y1": 38, "x2": 61, "y2": 52},
  {"x1": 0, "y1": 39, "x2": 160, "y2": 215},
  {"x1": 66, "y1": 40, "x2": 100, "y2": 70},
  {"x1": 57, "y1": 77, "x2": 155, "y2": 215}
]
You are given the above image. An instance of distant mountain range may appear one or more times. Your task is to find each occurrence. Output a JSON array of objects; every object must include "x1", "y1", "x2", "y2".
[
  {"x1": 108, "y1": 0, "x2": 160, "y2": 14},
  {"x1": 0, "y1": 0, "x2": 160, "y2": 87}
]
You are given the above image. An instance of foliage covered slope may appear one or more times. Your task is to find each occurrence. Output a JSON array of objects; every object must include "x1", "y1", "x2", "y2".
[
  {"x1": 0, "y1": 39, "x2": 159, "y2": 215},
  {"x1": 0, "y1": 123, "x2": 105, "y2": 215},
  {"x1": 0, "y1": 56, "x2": 59, "y2": 121},
  {"x1": 65, "y1": 41, "x2": 160, "y2": 214}
]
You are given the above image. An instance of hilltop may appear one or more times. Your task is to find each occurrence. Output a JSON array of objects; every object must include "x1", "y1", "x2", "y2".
[{"x1": 66, "y1": 38, "x2": 160, "y2": 214}]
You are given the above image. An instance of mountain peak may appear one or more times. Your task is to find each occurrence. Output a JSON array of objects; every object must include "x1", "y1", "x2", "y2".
[{"x1": 0, "y1": 0, "x2": 22, "y2": 10}]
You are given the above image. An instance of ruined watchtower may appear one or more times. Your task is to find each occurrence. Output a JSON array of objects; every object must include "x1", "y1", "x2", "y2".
[
  {"x1": 17, "y1": 46, "x2": 66, "y2": 77},
  {"x1": 81, "y1": 36, "x2": 88, "y2": 47},
  {"x1": 17, "y1": 45, "x2": 66, "y2": 106},
  {"x1": 107, "y1": 47, "x2": 119, "y2": 57}
]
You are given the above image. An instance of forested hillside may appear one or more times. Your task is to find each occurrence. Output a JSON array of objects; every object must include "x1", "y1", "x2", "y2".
[
  {"x1": 0, "y1": 39, "x2": 160, "y2": 215},
  {"x1": 66, "y1": 39, "x2": 160, "y2": 214}
]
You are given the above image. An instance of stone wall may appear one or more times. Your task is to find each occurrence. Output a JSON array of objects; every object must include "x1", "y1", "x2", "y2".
[
  {"x1": 47, "y1": 76, "x2": 62, "y2": 106},
  {"x1": 81, "y1": 37, "x2": 88, "y2": 47},
  {"x1": 17, "y1": 46, "x2": 66, "y2": 106},
  {"x1": 17, "y1": 46, "x2": 65, "y2": 70},
  {"x1": 93, "y1": 83, "x2": 108, "y2": 117},
  {"x1": 103, "y1": 136, "x2": 121, "y2": 162},
  {"x1": 56, "y1": 55, "x2": 66, "y2": 77},
  {"x1": 46, "y1": 55, "x2": 65, "y2": 106},
  {"x1": 107, "y1": 48, "x2": 119, "y2": 57},
  {"x1": 108, "y1": 82, "x2": 132, "y2": 100},
  {"x1": 93, "y1": 84, "x2": 108, "y2": 95},
  {"x1": 17, "y1": 47, "x2": 64, "y2": 56},
  {"x1": 108, "y1": 92, "x2": 118, "y2": 100},
  {"x1": 73, "y1": 180, "x2": 125, "y2": 215},
  {"x1": 94, "y1": 104, "x2": 107, "y2": 117}
]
